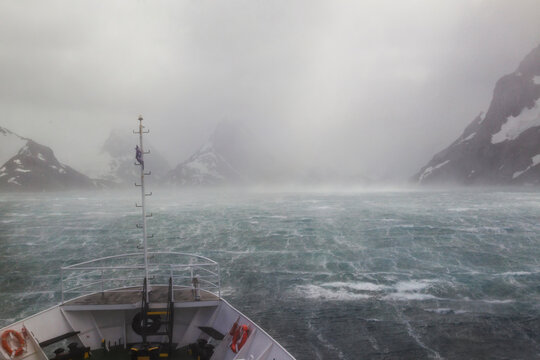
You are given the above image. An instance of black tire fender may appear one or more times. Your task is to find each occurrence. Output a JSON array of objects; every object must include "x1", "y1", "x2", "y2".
[{"x1": 131, "y1": 312, "x2": 161, "y2": 335}]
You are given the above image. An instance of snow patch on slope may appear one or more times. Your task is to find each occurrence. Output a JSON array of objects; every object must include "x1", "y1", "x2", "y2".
[
  {"x1": 185, "y1": 154, "x2": 220, "y2": 176},
  {"x1": 459, "y1": 132, "x2": 476, "y2": 144},
  {"x1": 513, "y1": 154, "x2": 540, "y2": 179},
  {"x1": 419, "y1": 160, "x2": 450, "y2": 182},
  {"x1": 181, "y1": 151, "x2": 228, "y2": 183},
  {"x1": 492, "y1": 98, "x2": 540, "y2": 144},
  {"x1": 478, "y1": 112, "x2": 485, "y2": 124},
  {"x1": 7, "y1": 177, "x2": 20, "y2": 185}
]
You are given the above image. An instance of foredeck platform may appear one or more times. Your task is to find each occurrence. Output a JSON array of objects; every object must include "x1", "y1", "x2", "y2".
[
  {"x1": 62, "y1": 286, "x2": 219, "y2": 311},
  {"x1": 90, "y1": 348, "x2": 194, "y2": 360}
]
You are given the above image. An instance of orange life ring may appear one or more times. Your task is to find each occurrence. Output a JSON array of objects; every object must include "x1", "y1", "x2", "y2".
[
  {"x1": 230, "y1": 324, "x2": 249, "y2": 353},
  {"x1": 1, "y1": 329, "x2": 25, "y2": 357},
  {"x1": 237, "y1": 325, "x2": 249, "y2": 351},
  {"x1": 230, "y1": 326, "x2": 241, "y2": 353}
]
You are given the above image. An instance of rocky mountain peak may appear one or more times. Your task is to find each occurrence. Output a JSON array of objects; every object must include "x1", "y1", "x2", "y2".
[
  {"x1": 0, "y1": 133, "x2": 96, "y2": 191},
  {"x1": 166, "y1": 120, "x2": 277, "y2": 186},
  {"x1": 517, "y1": 43, "x2": 540, "y2": 76},
  {"x1": 413, "y1": 43, "x2": 540, "y2": 185}
]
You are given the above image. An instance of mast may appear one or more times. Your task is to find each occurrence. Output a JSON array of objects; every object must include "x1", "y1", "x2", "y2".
[{"x1": 134, "y1": 115, "x2": 152, "y2": 301}]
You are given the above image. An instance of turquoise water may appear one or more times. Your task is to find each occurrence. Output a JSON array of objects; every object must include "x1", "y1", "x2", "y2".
[{"x1": 1, "y1": 189, "x2": 540, "y2": 359}]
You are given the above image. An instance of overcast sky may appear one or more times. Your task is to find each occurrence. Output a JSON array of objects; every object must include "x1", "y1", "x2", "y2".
[{"x1": 1, "y1": 0, "x2": 539, "y2": 181}]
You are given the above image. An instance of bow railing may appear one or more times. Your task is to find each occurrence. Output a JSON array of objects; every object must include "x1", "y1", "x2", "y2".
[{"x1": 60, "y1": 252, "x2": 220, "y2": 303}]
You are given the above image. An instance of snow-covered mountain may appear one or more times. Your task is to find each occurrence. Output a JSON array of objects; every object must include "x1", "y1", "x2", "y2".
[
  {"x1": 166, "y1": 141, "x2": 242, "y2": 186},
  {"x1": 0, "y1": 127, "x2": 100, "y2": 191},
  {"x1": 413, "y1": 44, "x2": 540, "y2": 185},
  {"x1": 166, "y1": 120, "x2": 277, "y2": 186},
  {"x1": 89, "y1": 129, "x2": 171, "y2": 186}
]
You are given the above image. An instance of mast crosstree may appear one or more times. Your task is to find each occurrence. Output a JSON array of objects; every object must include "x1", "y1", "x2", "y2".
[{"x1": 134, "y1": 115, "x2": 152, "y2": 302}]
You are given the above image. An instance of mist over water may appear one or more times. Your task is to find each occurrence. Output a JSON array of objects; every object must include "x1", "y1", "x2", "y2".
[
  {"x1": 1, "y1": 188, "x2": 540, "y2": 359},
  {"x1": 3, "y1": 1, "x2": 540, "y2": 182}
]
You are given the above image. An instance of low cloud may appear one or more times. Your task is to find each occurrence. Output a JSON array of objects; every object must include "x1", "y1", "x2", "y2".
[{"x1": 1, "y1": 0, "x2": 539, "y2": 181}]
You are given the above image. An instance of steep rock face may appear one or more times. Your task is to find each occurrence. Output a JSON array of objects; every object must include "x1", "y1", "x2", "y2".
[
  {"x1": 414, "y1": 44, "x2": 540, "y2": 185},
  {"x1": 90, "y1": 129, "x2": 170, "y2": 185},
  {"x1": 0, "y1": 128, "x2": 97, "y2": 191},
  {"x1": 166, "y1": 120, "x2": 276, "y2": 186}
]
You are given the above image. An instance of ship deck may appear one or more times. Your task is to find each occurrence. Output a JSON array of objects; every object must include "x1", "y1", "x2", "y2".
[
  {"x1": 91, "y1": 347, "x2": 195, "y2": 360},
  {"x1": 62, "y1": 285, "x2": 219, "y2": 310}
]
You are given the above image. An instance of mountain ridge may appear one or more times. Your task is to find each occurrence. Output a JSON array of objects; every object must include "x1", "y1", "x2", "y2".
[
  {"x1": 0, "y1": 126, "x2": 102, "y2": 191},
  {"x1": 413, "y1": 43, "x2": 540, "y2": 185},
  {"x1": 165, "y1": 120, "x2": 278, "y2": 186}
]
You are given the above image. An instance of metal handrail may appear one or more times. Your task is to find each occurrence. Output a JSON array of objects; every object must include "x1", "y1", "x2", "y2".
[
  {"x1": 61, "y1": 252, "x2": 221, "y2": 303},
  {"x1": 62, "y1": 252, "x2": 147, "y2": 269},
  {"x1": 62, "y1": 251, "x2": 218, "y2": 269}
]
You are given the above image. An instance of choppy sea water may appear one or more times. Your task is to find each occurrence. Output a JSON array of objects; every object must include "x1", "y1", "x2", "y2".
[{"x1": 1, "y1": 188, "x2": 540, "y2": 359}]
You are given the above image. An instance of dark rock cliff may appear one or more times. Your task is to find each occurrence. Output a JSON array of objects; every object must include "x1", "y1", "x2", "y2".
[{"x1": 413, "y1": 44, "x2": 540, "y2": 185}]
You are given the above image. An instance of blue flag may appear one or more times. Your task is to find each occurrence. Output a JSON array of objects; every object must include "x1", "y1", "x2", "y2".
[{"x1": 135, "y1": 145, "x2": 144, "y2": 168}]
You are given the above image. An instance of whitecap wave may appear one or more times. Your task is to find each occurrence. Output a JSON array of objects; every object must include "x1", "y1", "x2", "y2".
[
  {"x1": 383, "y1": 292, "x2": 438, "y2": 301},
  {"x1": 295, "y1": 284, "x2": 372, "y2": 300},
  {"x1": 498, "y1": 271, "x2": 532, "y2": 276},
  {"x1": 322, "y1": 281, "x2": 387, "y2": 292},
  {"x1": 481, "y1": 299, "x2": 514, "y2": 304},
  {"x1": 394, "y1": 280, "x2": 434, "y2": 292},
  {"x1": 293, "y1": 279, "x2": 440, "y2": 301},
  {"x1": 382, "y1": 280, "x2": 441, "y2": 301},
  {"x1": 425, "y1": 308, "x2": 469, "y2": 315}
]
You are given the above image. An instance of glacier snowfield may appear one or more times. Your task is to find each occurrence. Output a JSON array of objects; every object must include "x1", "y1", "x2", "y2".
[{"x1": 1, "y1": 189, "x2": 540, "y2": 359}]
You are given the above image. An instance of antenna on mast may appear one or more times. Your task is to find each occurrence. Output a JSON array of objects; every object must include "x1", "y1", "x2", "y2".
[{"x1": 134, "y1": 115, "x2": 152, "y2": 301}]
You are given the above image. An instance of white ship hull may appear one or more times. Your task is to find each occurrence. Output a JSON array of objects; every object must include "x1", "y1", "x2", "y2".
[{"x1": 0, "y1": 285, "x2": 295, "y2": 360}]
